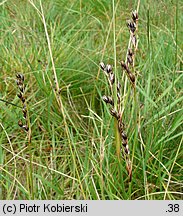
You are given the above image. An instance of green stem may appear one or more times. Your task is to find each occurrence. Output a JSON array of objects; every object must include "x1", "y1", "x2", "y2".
[
  {"x1": 115, "y1": 119, "x2": 121, "y2": 159},
  {"x1": 112, "y1": 0, "x2": 121, "y2": 159},
  {"x1": 27, "y1": 104, "x2": 34, "y2": 199},
  {"x1": 29, "y1": 151, "x2": 34, "y2": 199}
]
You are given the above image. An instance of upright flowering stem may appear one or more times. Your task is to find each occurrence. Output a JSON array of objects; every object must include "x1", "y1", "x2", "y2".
[
  {"x1": 16, "y1": 73, "x2": 34, "y2": 199},
  {"x1": 99, "y1": 8, "x2": 139, "y2": 181},
  {"x1": 112, "y1": 0, "x2": 121, "y2": 160}
]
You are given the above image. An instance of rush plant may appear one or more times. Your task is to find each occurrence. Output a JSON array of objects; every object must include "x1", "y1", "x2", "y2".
[
  {"x1": 100, "y1": 8, "x2": 139, "y2": 181},
  {"x1": 16, "y1": 73, "x2": 34, "y2": 199}
]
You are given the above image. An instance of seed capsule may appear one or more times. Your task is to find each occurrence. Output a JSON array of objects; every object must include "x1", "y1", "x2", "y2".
[
  {"x1": 129, "y1": 72, "x2": 135, "y2": 83},
  {"x1": 16, "y1": 79, "x2": 23, "y2": 86},
  {"x1": 117, "y1": 81, "x2": 121, "y2": 92},
  {"x1": 21, "y1": 96, "x2": 25, "y2": 103},
  {"x1": 127, "y1": 55, "x2": 133, "y2": 65},
  {"x1": 106, "y1": 64, "x2": 112, "y2": 73},
  {"x1": 23, "y1": 112, "x2": 27, "y2": 119},
  {"x1": 127, "y1": 49, "x2": 133, "y2": 65},
  {"x1": 121, "y1": 61, "x2": 128, "y2": 70},
  {"x1": 110, "y1": 108, "x2": 118, "y2": 119},
  {"x1": 127, "y1": 20, "x2": 136, "y2": 33},
  {"x1": 100, "y1": 62, "x2": 105, "y2": 71},
  {"x1": 109, "y1": 72, "x2": 115, "y2": 85},
  {"x1": 117, "y1": 92, "x2": 121, "y2": 101},
  {"x1": 18, "y1": 85, "x2": 24, "y2": 93},
  {"x1": 17, "y1": 92, "x2": 23, "y2": 99},
  {"x1": 121, "y1": 131, "x2": 127, "y2": 140},
  {"x1": 18, "y1": 120, "x2": 23, "y2": 127},
  {"x1": 124, "y1": 146, "x2": 130, "y2": 155},
  {"x1": 16, "y1": 73, "x2": 24, "y2": 81},
  {"x1": 22, "y1": 125, "x2": 29, "y2": 131},
  {"x1": 121, "y1": 139, "x2": 130, "y2": 154},
  {"x1": 22, "y1": 106, "x2": 27, "y2": 118},
  {"x1": 128, "y1": 48, "x2": 133, "y2": 56},
  {"x1": 132, "y1": 10, "x2": 138, "y2": 23},
  {"x1": 131, "y1": 34, "x2": 137, "y2": 47},
  {"x1": 121, "y1": 61, "x2": 135, "y2": 83},
  {"x1": 102, "y1": 95, "x2": 114, "y2": 106}
]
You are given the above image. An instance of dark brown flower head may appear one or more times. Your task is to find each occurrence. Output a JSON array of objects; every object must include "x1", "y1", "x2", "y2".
[
  {"x1": 16, "y1": 73, "x2": 24, "y2": 81},
  {"x1": 22, "y1": 106, "x2": 27, "y2": 119},
  {"x1": 109, "y1": 72, "x2": 115, "y2": 85},
  {"x1": 127, "y1": 49, "x2": 133, "y2": 65},
  {"x1": 132, "y1": 10, "x2": 138, "y2": 23},
  {"x1": 106, "y1": 64, "x2": 112, "y2": 73},
  {"x1": 128, "y1": 49, "x2": 133, "y2": 56},
  {"x1": 131, "y1": 34, "x2": 137, "y2": 47},
  {"x1": 18, "y1": 85, "x2": 24, "y2": 93},
  {"x1": 126, "y1": 20, "x2": 136, "y2": 33},
  {"x1": 117, "y1": 81, "x2": 121, "y2": 92},
  {"x1": 118, "y1": 120, "x2": 124, "y2": 131},
  {"x1": 21, "y1": 96, "x2": 25, "y2": 103},
  {"x1": 102, "y1": 95, "x2": 114, "y2": 106},
  {"x1": 22, "y1": 106, "x2": 27, "y2": 113},
  {"x1": 17, "y1": 94, "x2": 25, "y2": 103},
  {"x1": 110, "y1": 108, "x2": 118, "y2": 119},
  {"x1": 16, "y1": 79, "x2": 23, "y2": 86},
  {"x1": 23, "y1": 112, "x2": 27, "y2": 119},
  {"x1": 18, "y1": 120, "x2": 23, "y2": 127},
  {"x1": 127, "y1": 55, "x2": 133, "y2": 65},
  {"x1": 123, "y1": 144, "x2": 130, "y2": 155},
  {"x1": 129, "y1": 72, "x2": 135, "y2": 83},
  {"x1": 17, "y1": 92, "x2": 23, "y2": 99},
  {"x1": 100, "y1": 62, "x2": 105, "y2": 71},
  {"x1": 117, "y1": 92, "x2": 121, "y2": 100},
  {"x1": 22, "y1": 125, "x2": 29, "y2": 131},
  {"x1": 121, "y1": 131, "x2": 128, "y2": 140},
  {"x1": 121, "y1": 61, "x2": 128, "y2": 70}
]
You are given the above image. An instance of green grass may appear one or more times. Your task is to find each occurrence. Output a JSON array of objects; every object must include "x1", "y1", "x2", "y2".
[{"x1": 0, "y1": 0, "x2": 183, "y2": 200}]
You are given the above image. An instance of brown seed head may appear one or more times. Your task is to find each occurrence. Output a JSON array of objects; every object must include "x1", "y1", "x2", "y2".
[
  {"x1": 117, "y1": 92, "x2": 120, "y2": 100},
  {"x1": 16, "y1": 79, "x2": 23, "y2": 86},
  {"x1": 102, "y1": 95, "x2": 114, "y2": 106},
  {"x1": 121, "y1": 131, "x2": 128, "y2": 140},
  {"x1": 131, "y1": 35, "x2": 137, "y2": 47},
  {"x1": 18, "y1": 85, "x2": 24, "y2": 93},
  {"x1": 121, "y1": 61, "x2": 127, "y2": 70},
  {"x1": 117, "y1": 81, "x2": 121, "y2": 92},
  {"x1": 106, "y1": 64, "x2": 112, "y2": 73},
  {"x1": 22, "y1": 125, "x2": 29, "y2": 131},
  {"x1": 21, "y1": 96, "x2": 26, "y2": 103},
  {"x1": 17, "y1": 92, "x2": 23, "y2": 99},
  {"x1": 16, "y1": 73, "x2": 24, "y2": 81},
  {"x1": 127, "y1": 55, "x2": 133, "y2": 65},
  {"x1": 132, "y1": 10, "x2": 138, "y2": 23},
  {"x1": 129, "y1": 72, "x2": 135, "y2": 83},
  {"x1": 110, "y1": 108, "x2": 118, "y2": 119},
  {"x1": 99, "y1": 62, "x2": 105, "y2": 71},
  {"x1": 18, "y1": 120, "x2": 23, "y2": 127},
  {"x1": 128, "y1": 48, "x2": 133, "y2": 57},
  {"x1": 109, "y1": 72, "x2": 115, "y2": 85},
  {"x1": 126, "y1": 20, "x2": 136, "y2": 33}
]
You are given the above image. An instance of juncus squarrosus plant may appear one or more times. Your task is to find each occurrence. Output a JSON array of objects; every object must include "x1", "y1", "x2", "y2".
[
  {"x1": 99, "y1": 9, "x2": 139, "y2": 182},
  {"x1": 16, "y1": 73, "x2": 34, "y2": 198}
]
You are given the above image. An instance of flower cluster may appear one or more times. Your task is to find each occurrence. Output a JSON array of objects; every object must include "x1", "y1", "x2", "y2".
[
  {"x1": 121, "y1": 10, "x2": 139, "y2": 86},
  {"x1": 99, "y1": 62, "x2": 130, "y2": 156},
  {"x1": 16, "y1": 73, "x2": 29, "y2": 132},
  {"x1": 99, "y1": 10, "x2": 139, "y2": 181}
]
